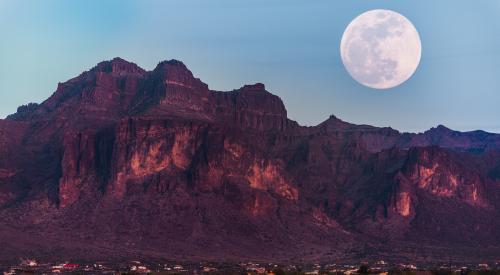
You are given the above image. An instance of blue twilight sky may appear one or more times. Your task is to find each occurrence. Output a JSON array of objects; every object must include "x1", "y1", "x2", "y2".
[{"x1": 1, "y1": 0, "x2": 500, "y2": 133}]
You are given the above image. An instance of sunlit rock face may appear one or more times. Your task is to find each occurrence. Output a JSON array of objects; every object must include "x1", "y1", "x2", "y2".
[
  {"x1": 0, "y1": 58, "x2": 500, "y2": 262},
  {"x1": 247, "y1": 161, "x2": 298, "y2": 201},
  {"x1": 401, "y1": 147, "x2": 490, "y2": 208},
  {"x1": 395, "y1": 191, "x2": 412, "y2": 217}
]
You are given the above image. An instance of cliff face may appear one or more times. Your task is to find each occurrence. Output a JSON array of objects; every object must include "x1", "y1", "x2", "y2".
[{"x1": 0, "y1": 58, "x2": 499, "y2": 263}]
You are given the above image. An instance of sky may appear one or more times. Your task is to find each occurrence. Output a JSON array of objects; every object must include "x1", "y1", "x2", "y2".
[{"x1": 1, "y1": 0, "x2": 500, "y2": 133}]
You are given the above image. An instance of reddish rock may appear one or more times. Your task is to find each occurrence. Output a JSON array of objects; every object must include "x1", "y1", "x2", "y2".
[{"x1": 0, "y1": 58, "x2": 499, "y2": 263}]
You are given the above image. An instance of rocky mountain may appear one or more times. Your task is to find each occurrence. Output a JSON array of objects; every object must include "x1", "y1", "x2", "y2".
[{"x1": 0, "y1": 58, "x2": 499, "y2": 264}]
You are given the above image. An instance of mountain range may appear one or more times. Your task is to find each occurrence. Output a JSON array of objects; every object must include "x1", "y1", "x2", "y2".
[{"x1": 0, "y1": 58, "x2": 499, "y2": 264}]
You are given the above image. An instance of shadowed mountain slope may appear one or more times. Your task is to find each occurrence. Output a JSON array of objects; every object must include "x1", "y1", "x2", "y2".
[{"x1": 0, "y1": 58, "x2": 499, "y2": 264}]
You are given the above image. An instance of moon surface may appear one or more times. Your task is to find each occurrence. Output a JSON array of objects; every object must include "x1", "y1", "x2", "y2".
[{"x1": 340, "y1": 9, "x2": 422, "y2": 89}]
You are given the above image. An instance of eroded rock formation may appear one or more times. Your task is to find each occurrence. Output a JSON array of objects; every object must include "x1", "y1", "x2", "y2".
[{"x1": 0, "y1": 58, "x2": 499, "y2": 263}]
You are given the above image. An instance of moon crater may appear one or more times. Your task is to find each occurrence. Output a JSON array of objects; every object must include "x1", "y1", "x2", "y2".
[{"x1": 340, "y1": 9, "x2": 422, "y2": 89}]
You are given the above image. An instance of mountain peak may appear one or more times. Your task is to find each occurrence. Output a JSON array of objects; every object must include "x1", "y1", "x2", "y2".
[
  {"x1": 2, "y1": 57, "x2": 500, "y2": 263},
  {"x1": 158, "y1": 59, "x2": 187, "y2": 66},
  {"x1": 436, "y1": 124, "x2": 450, "y2": 130},
  {"x1": 92, "y1": 57, "x2": 145, "y2": 75},
  {"x1": 240, "y1": 83, "x2": 266, "y2": 92},
  {"x1": 152, "y1": 59, "x2": 209, "y2": 92},
  {"x1": 427, "y1": 124, "x2": 453, "y2": 134},
  {"x1": 154, "y1": 59, "x2": 190, "y2": 73},
  {"x1": 319, "y1": 114, "x2": 353, "y2": 129}
]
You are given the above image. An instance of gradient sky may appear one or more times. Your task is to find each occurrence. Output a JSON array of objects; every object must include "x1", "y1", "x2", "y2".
[{"x1": 1, "y1": 0, "x2": 500, "y2": 133}]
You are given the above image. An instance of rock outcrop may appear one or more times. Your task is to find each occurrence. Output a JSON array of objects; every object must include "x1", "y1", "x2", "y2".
[{"x1": 0, "y1": 58, "x2": 499, "y2": 263}]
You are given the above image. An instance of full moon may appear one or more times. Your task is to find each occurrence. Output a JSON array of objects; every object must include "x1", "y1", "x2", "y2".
[{"x1": 340, "y1": 9, "x2": 422, "y2": 89}]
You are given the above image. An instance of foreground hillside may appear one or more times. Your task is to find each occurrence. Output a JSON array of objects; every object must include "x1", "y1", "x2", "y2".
[{"x1": 0, "y1": 58, "x2": 499, "y2": 264}]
